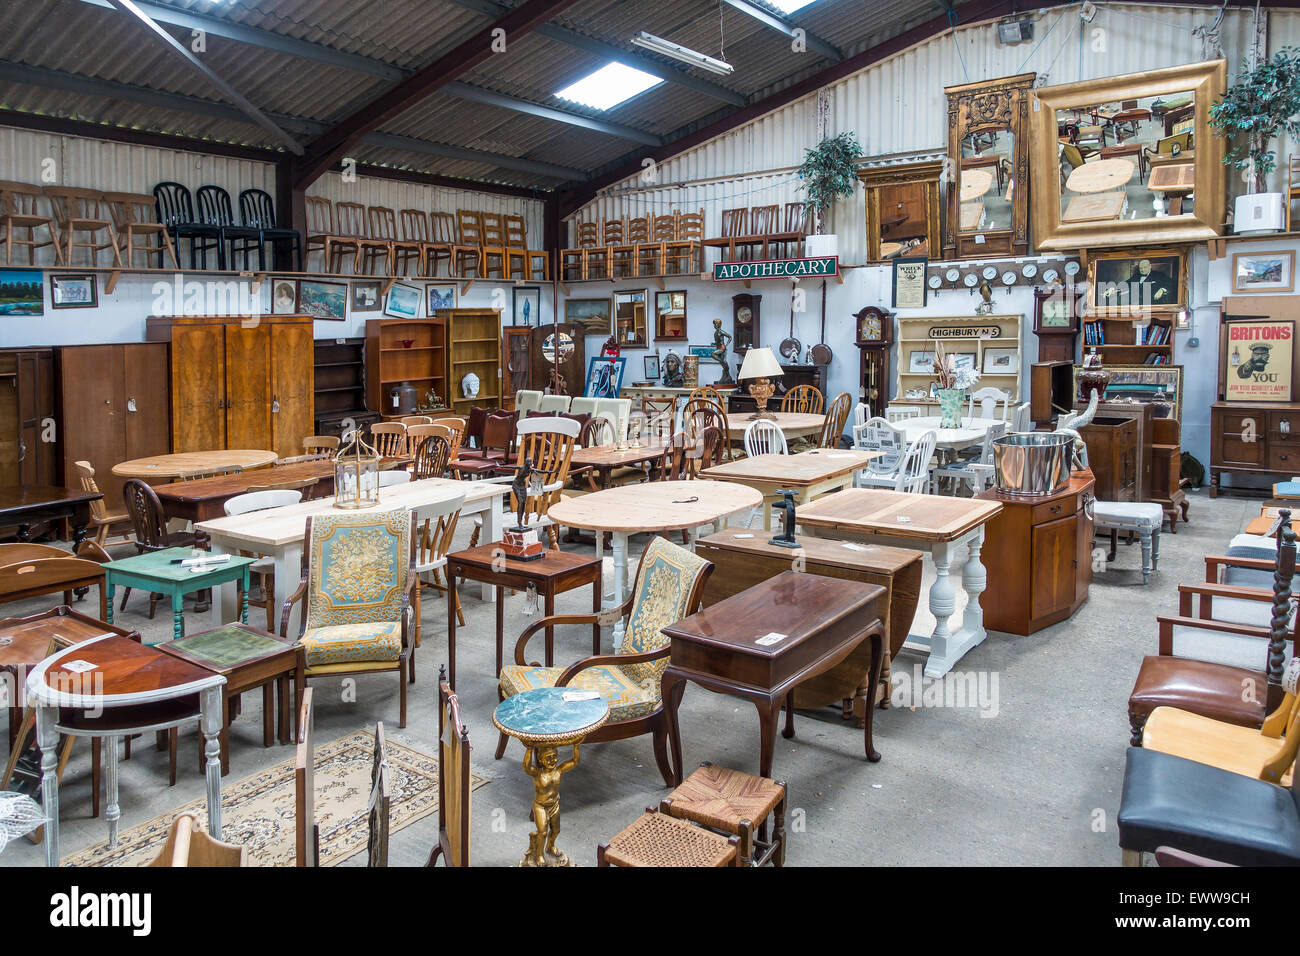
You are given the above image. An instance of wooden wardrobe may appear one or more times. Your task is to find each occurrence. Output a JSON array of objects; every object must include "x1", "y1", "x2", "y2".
[
  {"x1": 146, "y1": 315, "x2": 314, "y2": 459},
  {"x1": 0, "y1": 348, "x2": 56, "y2": 489}
]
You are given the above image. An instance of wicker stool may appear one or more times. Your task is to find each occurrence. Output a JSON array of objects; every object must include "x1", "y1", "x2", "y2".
[
  {"x1": 660, "y1": 762, "x2": 787, "y2": 866},
  {"x1": 598, "y1": 809, "x2": 740, "y2": 867}
]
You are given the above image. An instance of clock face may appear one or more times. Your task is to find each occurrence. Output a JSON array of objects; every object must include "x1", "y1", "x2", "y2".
[
  {"x1": 963, "y1": 273, "x2": 979, "y2": 288},
  {"x1": 1042, "y1": 299, "x2": 1072, "y2": 327},
  {"x1": 982, "y1": 266, "x2": 998, "y2": 280},
  {"x1": 736, "y1": 307, "x2": 752, "y2": 324},
  {"x1": 1001, "y1": 271, "x2": 1017, "y2": 286},
  {"x1": 1064, "y1": 260, "x2": 1081, "y2": 277},
  {"x1": 1042, "y1": 268, "x2": 1060, "y2": 284},
  {"x1": 1021, "y1": 263, "x2": 1037, "y2": 279},
  {"x1": 928, "y1": 274, "x2": 943, "y2": 289},
  {"x1": 861, "y1": 315, "x2": 881, "y2": 340},
  {"x1": 945, "y1": 267, "x2": 961, "y2": 282}
]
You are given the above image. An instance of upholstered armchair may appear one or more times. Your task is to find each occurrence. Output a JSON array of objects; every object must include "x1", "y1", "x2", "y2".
[
  {"x1": 495, "y1": 536, "x2": 714, "y2": 785},
  {"x1": 280, "y1": 508, "x2": 418, "y2": 728}
]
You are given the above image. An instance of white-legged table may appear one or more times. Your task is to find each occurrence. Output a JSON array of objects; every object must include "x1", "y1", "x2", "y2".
[
  {"x1": 197, "y1": 478, "x2": 510, "y2": 638},
  {"x1": 795, "y1": 489, "x2": 1002, "y2": 677},
  {"x1": 897, "y1": 415, "x2": 1002, "y2": 453},
  {"x1": 547, "y1": 480, "x2": 761, "y2": 642},
  {"x1": 26, "y1": 634, "x2": 226, "y2": 866},
  {"x1": 700, "y1": 448, "x2": 879, "y2": 530},
  {"x1": 724, "y1": 411, "x2": 826, "y2": 442}
]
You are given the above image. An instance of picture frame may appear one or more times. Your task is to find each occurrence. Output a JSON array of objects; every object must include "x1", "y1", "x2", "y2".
[
  {"x1": 908, "y1": 349, "x2": 935, "y2": 374},
  {"x1": 564, "y1": 297, "x2": 612, "y2": 334},
  {"x1": 50, "y1": 273, "x2": 96, "y2": 309},
  {"x1": 350, "y1": 280, "x2": 382, "y2": 313},
  {"x1": 688, "y1": 344, "x2": 717, "y2": 364},
  {"x1": 892, "y1": 255, "x2": 928, "y2": 309},
  {"x1": 584, "y1": 355, "x2": 626, "y2": 398},
  {"x1": 1223, "y1": 319, "x2": 1294, "y2": 403},
  {"x1": 982, "y1": 347, "x2": 1019, "y2": 374},
  {"x1": 297, "y1": 279, "x2": 347, "y2": 321},
  {"x1": 512, "y1": 286, "x2": 541, "y2": 326},
  {"x1": 951, "y1": 352, "x2": 977, "y2": 371},
  {"x1": 1072, "y1": 363, "x2": 1184, "y2": 420},
  {"x1": 643, "y1": 354, "x2": 660, "y2": 380},
  {"x1": 1087, "y1": 247, "x2": 1188, "y2": 313},
  {"x1": 384, "y1": 282, "x2": 422, "y2": 319},
  {"x1": 426, "y1": 283, "x2": 457, "y2": 313},
  {"x1": 0, "y1": 269, "x2": 43, "y2": 315},
  {"x1": 1231, "y1": 251, "x2": 1296, "y2": 294},
  {"x1": 269, "y1": 278, "x2": 298, "y2": 314}
]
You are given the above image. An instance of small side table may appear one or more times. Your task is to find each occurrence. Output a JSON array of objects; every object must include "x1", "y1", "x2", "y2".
[
  {"x1": 447, "y1": 544, "x2": 602, "y2": 687},
  {"x1": 157, "y1": 623, "x2": 304, "y2": 777},
  {"x1": 493, "y1": 687, "x2": 608, "y2": 867},
  {"x1": 104, "y1": 547, "x2": 255, "y2": 641}
]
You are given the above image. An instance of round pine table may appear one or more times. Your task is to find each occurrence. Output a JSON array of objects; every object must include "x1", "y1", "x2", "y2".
[
  {"x1": 1065, "y1": 157, "x2": 1136, "y2": 194},
  {"x1": 723, "y1": 412, "x2": 825, "y2": 441},
  {"x1": 493, "y1": 688, "x2": 609, "y2": 867},
  {"x1": 112, "y1": 449, "x2": 279, "y2": 481}
]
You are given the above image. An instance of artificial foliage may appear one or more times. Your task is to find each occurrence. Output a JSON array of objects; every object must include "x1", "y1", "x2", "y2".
[
  {"x1": 1209, "y1": 46, "x2": 1300, "y2": 193},
  {"x1": 796, "y1": 131, "x2": 862, "y2": 233}
]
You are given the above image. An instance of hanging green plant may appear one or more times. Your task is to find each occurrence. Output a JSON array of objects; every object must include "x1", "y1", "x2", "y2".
[
  {"x1": 796, "y1": 131, "x2": 862, "y2": 234},
  {"x1": 1209, "y1": 46, "x2": 1300, "y2": 194}
]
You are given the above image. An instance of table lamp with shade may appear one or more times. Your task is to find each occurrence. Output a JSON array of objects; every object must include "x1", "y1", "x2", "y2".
[{"x1": 738, "y1": 346, "x2": 782, "y2": 420}]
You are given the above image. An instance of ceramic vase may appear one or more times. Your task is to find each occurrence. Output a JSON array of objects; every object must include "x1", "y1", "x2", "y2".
[{"x1": 937, "y1": 387, "x2": 964, "y2": 429}]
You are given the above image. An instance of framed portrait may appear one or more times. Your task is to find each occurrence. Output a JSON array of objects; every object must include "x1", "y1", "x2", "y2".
[
  {"x1": 1224, "y1": 319, "x2": 1293, "y2": 402},
  {"x1": 0, "y1": 269, "x2": 43, "y2": 315},
  {"x1": 1232, "y1": 251, "x2": 1296, "y2": 294},
  {"x1": 1087, "y1": 247, "x2": 1188, "y2": 312},
  {"x1": 384, "y1": 282, "x2": 421, "y2": 319},
  {"x1": 643, "y1": 354, "x2": 660, "y2": 379},
  {"x1": 297, "y1": 279, "x2": 347, "y2": 321},
  {"x1": 584, "y1": 356, "x2": 626, "y2": 398},
  {"x1": 565, "y1": 297, "x2": 612, "y2": 334},
  {"x1": 982, "y1": 347, "x2": 1019, "y2": 374},
  {"x1": 908, "y1": 349, "x2": 935, "y2": 373},
  {"x1": 427, "y1": 283, "x2": 457, "y2": 313},
  {"x1": 350, "y1": 280, "x2": 382, "y2": 313},
  {"x1": 512, "y1": 286, "x2": 541, "y2": 326},
  {"x1": 50, "y1": 273, "x2": 96, "y2": 309},
  {"x1": 892, "y1": 255, "x2": 928, "y2": 309},
  {"x1": 270, "y1": 278, "x2": 298, "y2": 314}
]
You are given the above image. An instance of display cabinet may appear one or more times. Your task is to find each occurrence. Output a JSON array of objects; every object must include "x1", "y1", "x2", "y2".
[{"x1": 365, "y1": 317, "x2": 447, "y2": 420}]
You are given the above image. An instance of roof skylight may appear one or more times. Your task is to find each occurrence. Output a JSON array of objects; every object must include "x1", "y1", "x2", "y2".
[{"x1": 555, "y1": 62, "x2": 664, "y2": 111}]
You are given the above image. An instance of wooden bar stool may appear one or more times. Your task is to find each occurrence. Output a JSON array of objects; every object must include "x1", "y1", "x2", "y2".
[
  {"x1": 659, "y1": 762, "x2": 787, "y2": 866},
  {"x1": 598, "y1": 808, "x2": 740, "y2": 867}
]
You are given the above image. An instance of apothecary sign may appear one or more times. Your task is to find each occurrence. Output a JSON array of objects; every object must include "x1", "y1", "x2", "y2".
[
  {"x1": 927, "y1": 325, "x2": 1003, "y2": 339},
  {"x1": 713, "y1": 256, "x2": 838, "y2": 281}
]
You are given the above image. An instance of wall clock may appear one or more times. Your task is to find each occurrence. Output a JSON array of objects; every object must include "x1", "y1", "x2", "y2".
[{"x1": 731, "y1": 293, "x2": 760, "y2": 355}]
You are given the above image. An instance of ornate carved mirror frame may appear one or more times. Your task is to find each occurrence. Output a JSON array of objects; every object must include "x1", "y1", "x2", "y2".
[
  {"x1": 857, "y1": 159, "x2": 943, "y2": 263},
  {"x1": 943, "y1": 72, "x2": 1035, "y2": 260}
]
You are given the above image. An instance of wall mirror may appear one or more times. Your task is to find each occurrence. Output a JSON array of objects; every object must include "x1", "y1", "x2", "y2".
[
  {"x1": 1029, "y1": 60, "x2": 1225, "y2": 250},
  {"x1": 654, "y1": 290, "x2": 686, "y2": 341},
  {"x1": 856, "y1": 159, "x2": 943, "y2": 263},
  {"x1": 613, "y1": 289, "x2": 648, "y2": 348},
  {"x1": 944, "y1": 72, "x2": 1034, "y2": 259}
]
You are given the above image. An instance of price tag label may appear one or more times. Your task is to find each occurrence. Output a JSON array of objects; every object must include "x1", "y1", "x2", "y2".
[
  {"x1": 755, "y1": 632, "x2": 787, "y2": 647},
  {"x1": 62, "y1": 660, "x2": 97, "y2": 674}
]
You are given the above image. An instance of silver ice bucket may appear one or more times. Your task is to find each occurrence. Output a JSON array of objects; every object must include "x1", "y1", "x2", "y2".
[{"x1": 992, "y1": 433, "x2": 1073, "y2": 497}]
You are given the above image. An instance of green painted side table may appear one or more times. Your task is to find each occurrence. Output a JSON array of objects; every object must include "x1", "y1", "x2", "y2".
[{"x1": 103, "y1": 547, "x2": 256, "y2": 642}]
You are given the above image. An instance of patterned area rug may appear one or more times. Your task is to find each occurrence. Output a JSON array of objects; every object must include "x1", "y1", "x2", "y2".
[{"x1": 61, "y1": 730, "x2": 488, "y2": 867}]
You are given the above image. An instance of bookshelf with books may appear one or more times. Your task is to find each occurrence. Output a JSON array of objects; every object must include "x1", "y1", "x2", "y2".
[{"x1": 1080, "y1": 311, "x2": 1176, "y2": 365}]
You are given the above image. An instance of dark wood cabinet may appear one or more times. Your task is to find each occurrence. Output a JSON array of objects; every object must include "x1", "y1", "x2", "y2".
[
  {"x1": 1210, "y1": 400, "x2": 1300, "y2": 496},
  {"x1": 1078, "y1": 415, "x2": 1138, "y2": 501},
  {"x1": 55, "y1": 344, "x2": 170, "y2": 510},
  {"x1": 1029, "y1": 360, "x2": 1074, "y2": 428},
  {"x1": 313, "y1": 337, "x2": 377, "y2": 438},
  {"x1": 502, "y1": 325, "x2": 532, "y2": 410},
  {"x1": 977, "y1": 471, "x2": 1095, "y2": 635},
  {"x1": 0, "y1": 348, "x2": 56, "y2": 489},
  {"x1": 729, "y1": 363, "x2": 827, "y2": 413}
]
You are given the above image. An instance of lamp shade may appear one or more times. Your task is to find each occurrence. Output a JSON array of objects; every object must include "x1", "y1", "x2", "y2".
[{"x1": 738, "y1": 346, "x2": 782, "y2": 381}]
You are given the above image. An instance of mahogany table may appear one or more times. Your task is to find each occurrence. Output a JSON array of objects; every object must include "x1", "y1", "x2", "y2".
[
  {"x1": 445, "y1": 544, "x2": 601, "y2": 687},
  {"x1": 568, "y1": 442, "x2": 666, "y2": 491},
  {"x1": 660, "y1": 571, "x2": 886, "y2": 784},
  {"x1": 699, "y1": 448, "x2": 879, "y2": 530},
  {"x1": 26, "y1": 633, "x2": 226, "y2": 866},
  {"x1": 0, "y1": 485, "x2": 101, "y2": 546}
]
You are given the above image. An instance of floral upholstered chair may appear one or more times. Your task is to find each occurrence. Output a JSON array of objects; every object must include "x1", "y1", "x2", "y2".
[
  {"x1": 495, "y1": 536, "x2": 713, "y2": 784},
  {"x1": 281, "y1": 508, "x2": 417, "y2": 727}
]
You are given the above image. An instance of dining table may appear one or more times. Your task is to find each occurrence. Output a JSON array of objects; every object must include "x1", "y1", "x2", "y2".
[
  {"x1": 197, "y1": 477, "x2": 511, "y2": 639},
  {"x1": 723, "y1": 412, "x2": 825, "y2": 442},
  {"x1": 699, "y1": 448, "x2": 879, "y2": 530},
  {"x1": 0, "y1": 485, "x2": 102, "y2": 546},
  {"x1": 569, "y1": 442, "x2": 668, "y2": 491},
  {"x1": 112, "y1": 449, "x2": 280, "y2": 482},
  {"x1": 896, "y1": 415, "x2": 1002, "y2": 453},
  {"x1": 1066, "y1": 157, "x2": 1136, "y2": 194}
]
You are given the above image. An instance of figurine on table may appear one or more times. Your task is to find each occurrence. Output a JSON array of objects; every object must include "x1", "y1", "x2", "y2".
[
  {"x1": 521, "y1": 745, "x2": 581, "y2": 867},
  {"x1": 504, "y1": 457, "x2": 558, "y2": 559},
  {"x1": 769, "y1": 489, "x2": 799, "y2": 548},
  {"x1": 709, "y1": 319, "x2": 734, "y2": 384}
]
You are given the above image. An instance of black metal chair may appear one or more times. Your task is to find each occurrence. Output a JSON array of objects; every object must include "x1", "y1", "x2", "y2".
[
  {"x1": 198, "y1": 185, "x2": 262, "y2": 271},
  {"x1": 153, "y1": 181, "x2": 223, "y2": 270},
  {"x1": 240, "y1": 188, "x2": 303, "y2": 272}
]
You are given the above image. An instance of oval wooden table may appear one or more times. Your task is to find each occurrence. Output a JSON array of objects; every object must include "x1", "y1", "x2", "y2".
[
  {"x1": 724, "y1": 412, "x2": 825, "y2": 442},
  {"x1": 1065, "y1": 157, "x2": 1135, "y2": 194},
  {"x1": 112, "y1": 449, "x2": 279, "y2": 481},
  {"x1": 547, "y1": 480, "x2": 762, "y2": 642}
]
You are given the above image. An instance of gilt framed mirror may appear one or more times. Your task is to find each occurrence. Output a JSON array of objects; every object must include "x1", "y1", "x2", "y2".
[
  {"x1": 1028, "y1": 59, "x2": 1226, "y2": 251},
  {"x1": 857, "y1": 159, "x2": 943, "y2": 263},
  {"x1": 943, "y1": 72, "x2": 1035, "y2": 260}
]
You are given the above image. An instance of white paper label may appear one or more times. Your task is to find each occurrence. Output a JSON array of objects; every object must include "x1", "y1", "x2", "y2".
[
  {"x1": 62, "y1": 660, "x2": 97, "y2": 673},
  {"x1": 896, "y1": 515, "x2": 912, "y2": 523},
  {"x1": 841, "y1": 541, "x2": 868, "y2": 551},
  {"x1": 755, "y1": 632, "x2": 787, "y2": 646},
  {"x1": 562, "y1": 690, "x2": 600, "y2": 702},
  {"x1": 732, "y1": 533, "x2": 755, "y2": 539}
]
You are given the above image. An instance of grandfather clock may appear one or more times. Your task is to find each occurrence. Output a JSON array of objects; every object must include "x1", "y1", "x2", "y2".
[
  {"x1": 732, "y1": 293, "x2": 760, "y2": 357},
  {"x1": 1032, "y1": 287, "x2": 1082, "y2": 363},
  {"x1": 853, "y1": 305, "x2": 893, "y2": 413}
]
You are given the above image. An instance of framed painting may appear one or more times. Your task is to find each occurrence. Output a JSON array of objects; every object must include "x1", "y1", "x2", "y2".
[
  {"x1": 0, "y1": 270, "x2": 43, "y2": 315},
  {"x1": 1087, "y1": 247, "x2": 1188, "y2": 313},
  {"x1": 270, "y1": 278, "x2": 298, "y2": 314},
  {"x1": 565, "y1": 297, "x2": 612, "y2": 334},
  {"x1": 350, "y1": 280, "x2": 382, "y2": 312},
  {"x1": 1223, "y1": 319, "x2": 1293, "y2": 402},
  {"x1": 427, "y1": 283, "x2": 457, "y2": 313},
  {"x1": 643, "y1": 354, "x2": 660, "y2": 379},
  {"x1": 385, "y1": 282, "x2": 421, "y2": 319},
  {"x1": 513, "y1": 286, "x2": 541, "y2": 326},
  {"x1": 688, "y1": 344, "x2": 717, "y2": 364},
  {"x1": 584, "y1": 356, "x2": 626, "y2": 398},
  {"x1": 297, "y1": 279, "x2": 347, "y2": 321},
  {"x1": 50, "y1": 273, "x2": 97, "y2": 309},
  {"x1": 1232, "y1": 251, "x2": 1295, "y2": 294}
]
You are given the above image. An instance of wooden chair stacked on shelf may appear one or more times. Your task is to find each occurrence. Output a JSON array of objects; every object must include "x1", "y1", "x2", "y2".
[
  {"x1": 154, "y1": 181, "x2": 224, "y2": 269},
  {"x1": 306, "y1": 196, "x2": 358, "y2": 274},
  {"x1": 44, "y1": 186, "x2": 123, "y2": 268},
  {"x1": 0, "y1": 180, "x2": 63, "y2": 265},
  {"x1": 106, "y1": 192, "x2": 179, "y2": 269},
  {"x1": 561, "y1": 221, "x2": 603, "y2": 281}
]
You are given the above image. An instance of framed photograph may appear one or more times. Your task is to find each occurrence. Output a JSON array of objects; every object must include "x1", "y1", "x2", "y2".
[
  {"x1": 1232, "y1": 251, "x2": 1296, "y2": 294},
  {"x1": 643, "y1": 354, "x2": 660, "y2": 380},
  {"x1": 297, "y1": 279, "x2": 347, "y2": 321},
  {"x1": 688, "y1": 344, "x2": 717, "y2": 364},
  {"x1": 1073, "y1": 363, "x2": 1184, "y2": 420},
  {"x1": 892, "y1": 255, "x2": 928, "y2": 309},
  {"x1": 908, "y1": 349, "x2": 935, "y2": 374},
  {"x1": 384, "y1": 282, "x2": 422, "y2": 319},
  {"x1": 1088, "y1": 247, "x2": 1188, "y2": 312},
  {"x1": 350, "y1": 280, "x2": 382, "y2": 312},
  {"x1": 951, "y1": 352, "x2": 977, "y2": 371},
  {"x1": 1224, "y1": 319, "x2": 1294, "y2": 402},
  {"x1": 50, "y1": 273, "x2": 96, "y2": 309},
  {"x1": 982, "y1": 347, "x2": 1019, "y2": 374},
  {"x1": 0, "y1": 269, "x2": 43, "y2": 315},
  {"x1": 271, "y1": 278, "x2": 298, "y2": 314},
  {"x1": 512, "y1": 286, "x2": 541, "y2": 326},
  {"x1": 584, "y1": 356, "x2": 626, "y2": 398},
  {"x1": 565, "y1": 297, "x2": 612, "y2": 334},
  {"x1": 427, "y1": 283, "x2": 457, "y2": 313}
]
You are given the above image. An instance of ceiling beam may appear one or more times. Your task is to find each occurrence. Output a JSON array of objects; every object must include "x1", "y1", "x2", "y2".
[
  {"x1": 0, "y1": 108, "x2": 282, "y2": 162},
  {"x1": 719, "y1": 0, "x2": 842, "y2": 61},
  {"x1": 442, "y1": 81, "x2": 662, "y2": 145},
  {"x1": 291, "y1": 0, "x2": 583, "y2": 187},
  {"x1": 362, "y1": 132, "x2": 583, "y2": 179},
  {"x1": 101, "y1": 0, "x2": 304, "y2": 154}
]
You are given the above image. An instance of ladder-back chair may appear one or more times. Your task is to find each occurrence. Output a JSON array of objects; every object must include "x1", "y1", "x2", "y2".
[{"x1": 0, "y1": 181, "x2": 62, "y2": 266}]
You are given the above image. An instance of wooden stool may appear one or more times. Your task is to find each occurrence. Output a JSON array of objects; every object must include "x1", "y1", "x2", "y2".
[
  {"x1": 660, "y1": 762, "x2": 786, "y2": 866},
  {"x1": 598, "y1": 809, "x2": 740, "y2": 867}
]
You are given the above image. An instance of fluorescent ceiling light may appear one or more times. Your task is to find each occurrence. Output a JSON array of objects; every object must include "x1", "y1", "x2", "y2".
[
  {"x1": 629, "y1": 31, "x2": 735, "y2": 76},
  {"x1": 767, "y1": 0, "x2": 817, "y2": 12},
  {"x1": 555, "y1": 62, "x2": 664, "y2": 110}
]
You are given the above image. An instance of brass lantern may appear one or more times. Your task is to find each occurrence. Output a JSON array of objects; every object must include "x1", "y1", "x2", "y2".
[{"x1": 333, "y1": 428, "x2": 381, "y2": 509}]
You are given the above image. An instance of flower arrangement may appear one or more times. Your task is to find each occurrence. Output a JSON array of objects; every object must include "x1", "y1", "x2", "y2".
[{"x1": 932, "y1": 342, "x2": 981, "y2": 391}]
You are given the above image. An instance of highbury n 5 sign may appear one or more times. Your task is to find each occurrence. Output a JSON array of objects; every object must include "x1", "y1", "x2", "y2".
[{"x1": 713, "y1": 256, "x2": 839, "y2": 281}]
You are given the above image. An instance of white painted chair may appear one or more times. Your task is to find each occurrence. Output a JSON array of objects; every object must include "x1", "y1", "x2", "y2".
[
  {"x1": 1093, "y1": 500, "x2": 1163, "y2": 584},
  {"x1": 894, "y1": 430, "x2": 938, "y2": 494},
  {"x1": 378, "y1": 470, "x2": 412, "y2": 487},
  {"x1": 571, "y1": 397, "x2": 633, "y2": 440},
  {"x1": 537, "y1": 394, "x2": 571, "y2": 414},
  {"x1": 743, "y1": 418, "x2": 788, "y2": 457},
  {"x1": 514, "y1": 390, "x2": 543, "y2": 415},
  {"x1": 931, "y1": 421, "x2": 1006, "y2": 495},
  {"x1": 853, "y1": 416, "x2": 908, "y2": 490},
  {"x1": 968, "y1": 386, "x2": 1011, "y2": 421},
  {"x1": 885, "y1": 406, "x2": 921, "y2": 423},
  {"x1": 1010, "y1": 401, "x2": 1032, "y2": 433},
  {"x1": 223, "y1": 489, "x2": 302, "y2": 516},
  {"x1": 852, "y1": 402, "x2": 871, "y2": 429}
]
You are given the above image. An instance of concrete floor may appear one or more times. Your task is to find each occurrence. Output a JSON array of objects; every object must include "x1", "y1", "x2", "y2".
[{"x1": 0, "y1": 486, "x2": 1250, "y2": 867}]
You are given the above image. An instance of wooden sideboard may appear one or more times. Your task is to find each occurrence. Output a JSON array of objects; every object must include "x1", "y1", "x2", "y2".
[
  {"x1": 1210, "y1": 400, "x2": 1300, "y2": 497},
  {"x1": 976, "y1": 470, "x2": 1095, "y2": 635}
]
